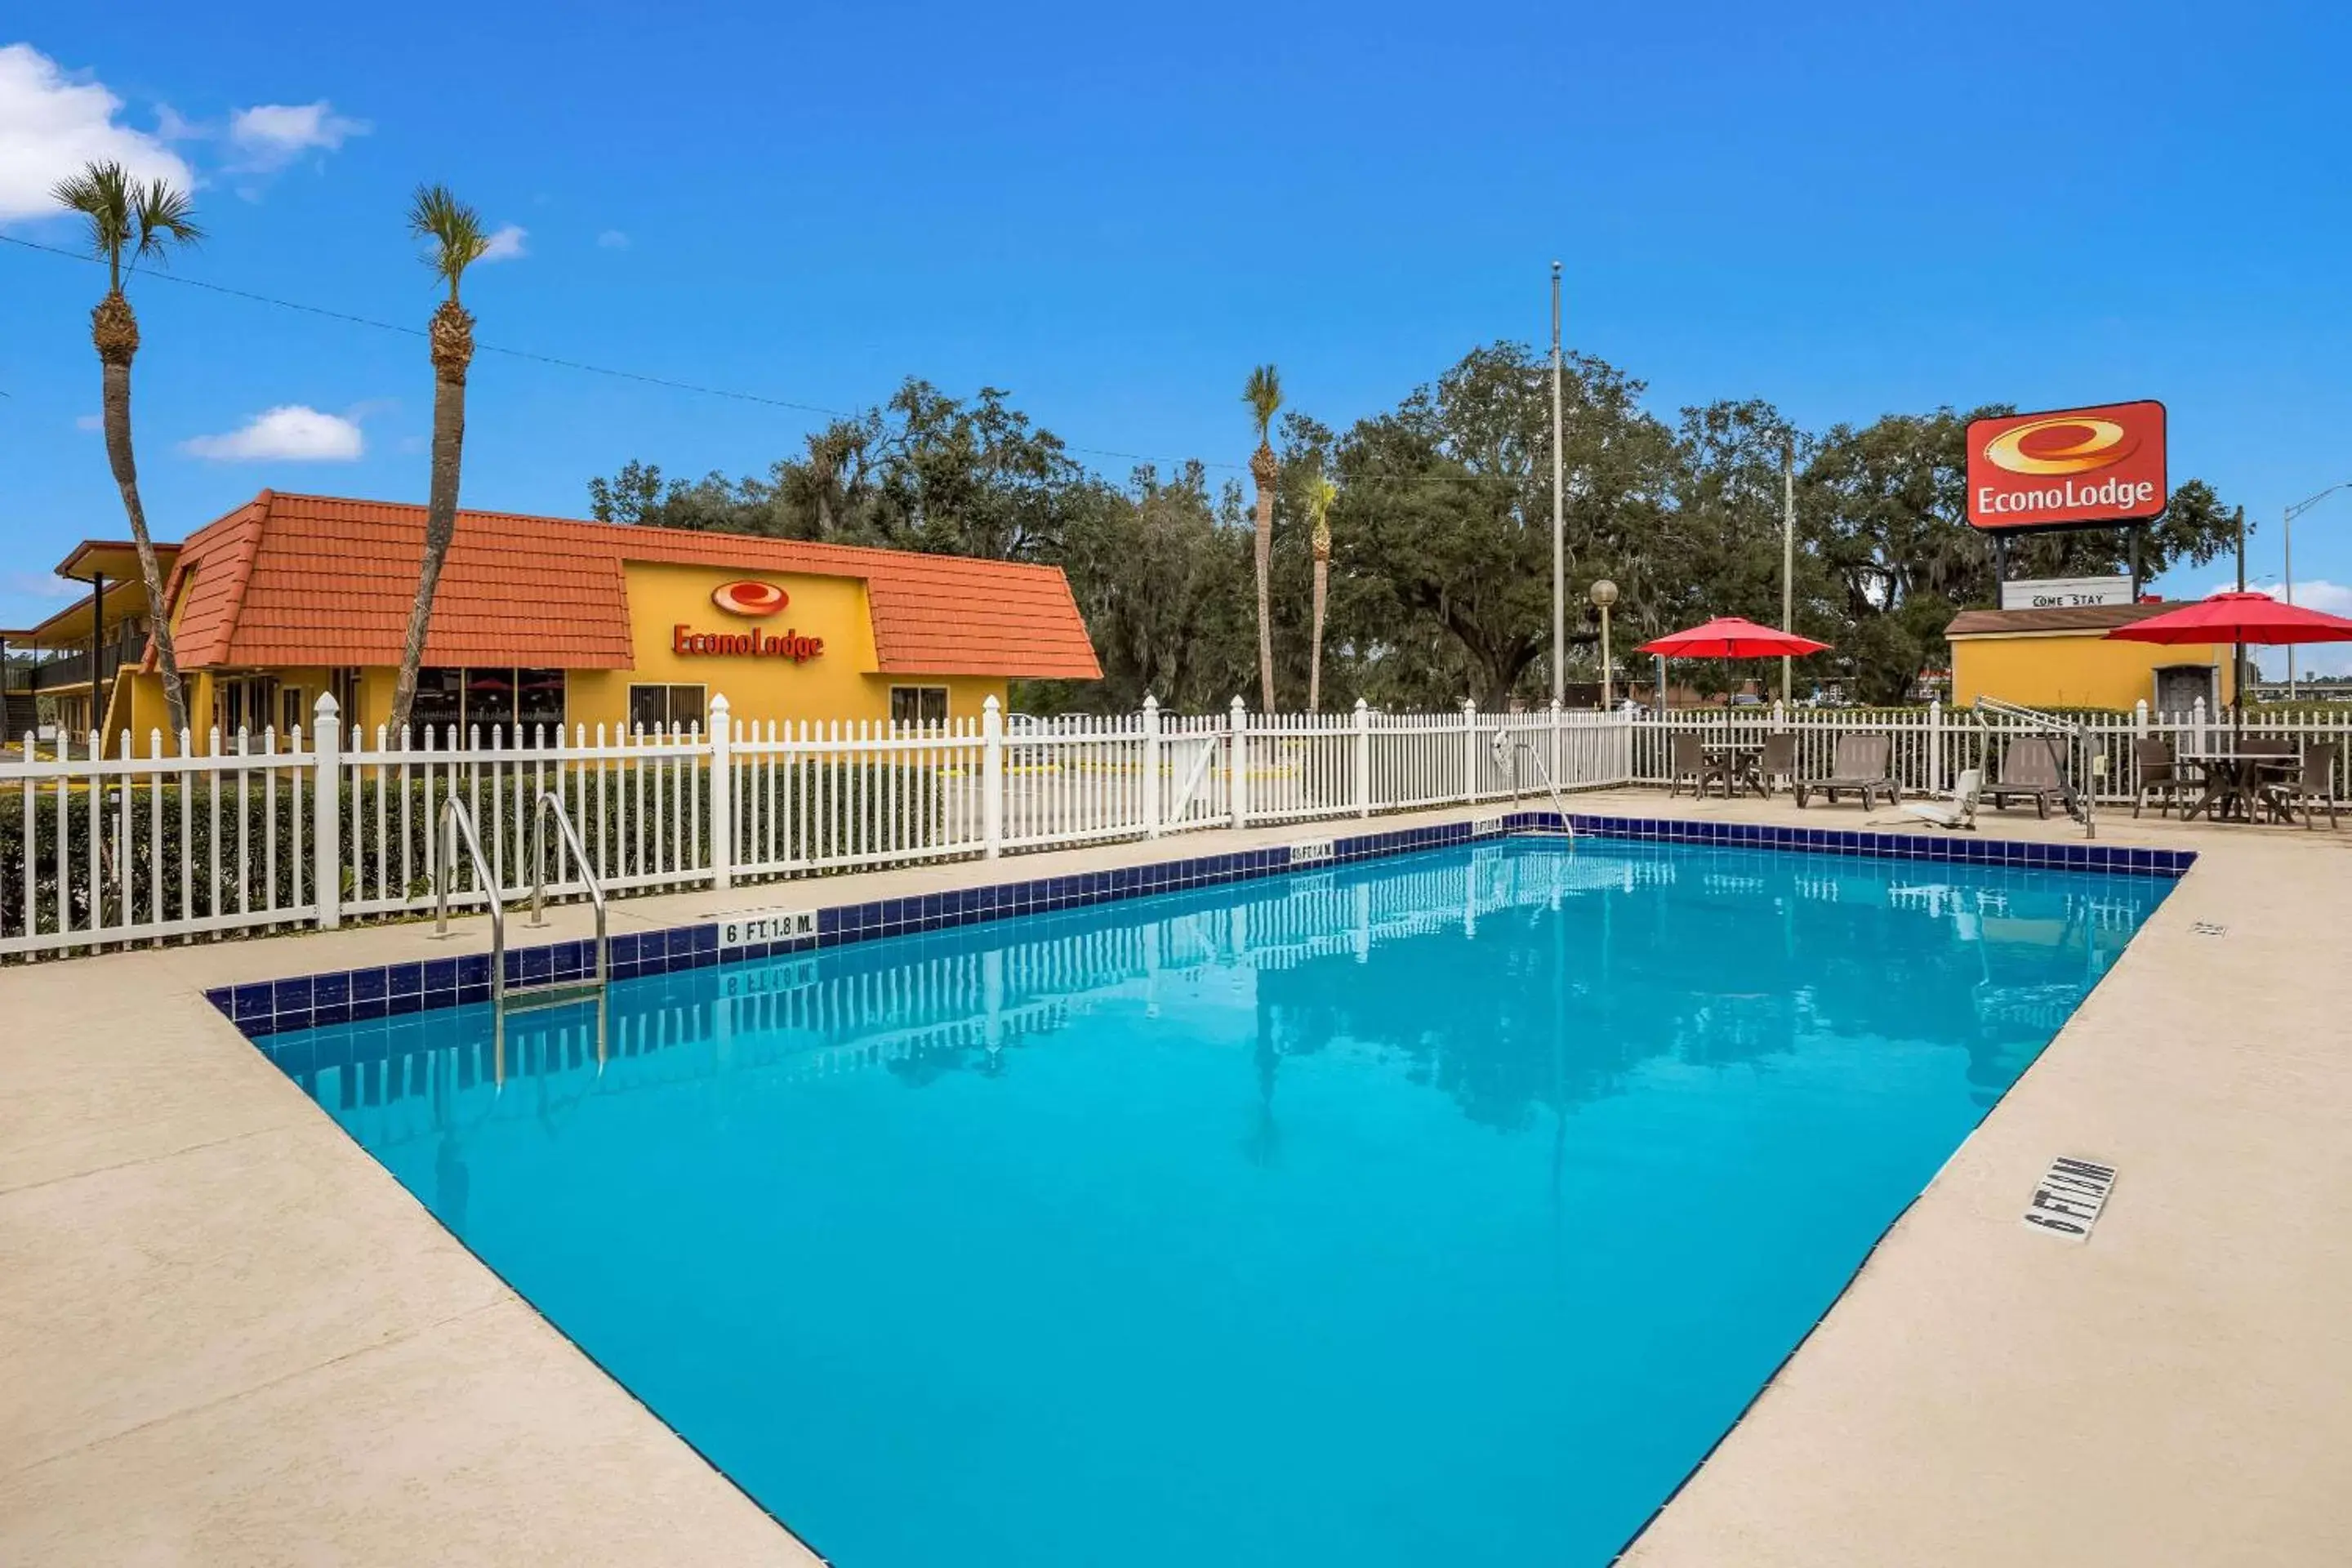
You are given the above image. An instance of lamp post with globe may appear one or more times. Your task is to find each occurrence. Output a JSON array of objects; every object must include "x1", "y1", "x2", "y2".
[{"x1": 1589, "y1": 579, "x2": 1619, "y2": 709}]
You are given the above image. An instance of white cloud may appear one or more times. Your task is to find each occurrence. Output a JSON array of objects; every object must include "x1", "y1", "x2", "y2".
[
  {"x1": 479, "y1": 223, "x2": 527, "y2": 262},
  {"x1": 226, "y1": 100, "x2": 368, "y2": 172},
  {"x1": 0, "y1": 42, "x2": 194, "y2": 221},
  {"x1": 3, "y1": 569, "x2": 82, "y2": 604},
  {"x1": 181, "y1": 405, "x2": 364, "y2": 462},
  {"x1": 74, "y1": 412, "x2": 102, "y2": 431},
  {"x1": 596, "y1": 229, "x2": 629, "y2": 249}
]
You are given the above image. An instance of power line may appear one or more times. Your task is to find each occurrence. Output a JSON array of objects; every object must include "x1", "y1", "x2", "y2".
[{"x1": 2, "y1": 231, "x2": 1248, "y2": 471}]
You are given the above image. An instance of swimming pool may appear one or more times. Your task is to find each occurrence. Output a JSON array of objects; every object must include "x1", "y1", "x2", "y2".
[{"x1": 259, "y1": 835, "x2": 2169, "y2": 1566}]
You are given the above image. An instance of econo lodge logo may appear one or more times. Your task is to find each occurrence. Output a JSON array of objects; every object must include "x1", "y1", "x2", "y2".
[
  {"x1": 710, "y1": 580, "x2": 789, "y2": 617},
  {"x1": 1965, "y1": 400, "x2": 2166, "y2": 532},
  {"x1": 676, "y1": 578, "x2": 825, "y2": 662}
]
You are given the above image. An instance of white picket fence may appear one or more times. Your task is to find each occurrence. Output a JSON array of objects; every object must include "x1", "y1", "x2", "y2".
[
  {"x1": 0, "y1": 693, "x2": 1630, "y2": 960},
  {"x1": 1626, "y1": 698, "x2": 2352, "y2": 805},
  {"x1": 11, "y1": 688, "x2": 2343, "y2": 962}
]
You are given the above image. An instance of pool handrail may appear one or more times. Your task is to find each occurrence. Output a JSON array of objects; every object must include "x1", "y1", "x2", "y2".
[
  {"x1": 434, "y1": 795, "x2": 505, "y2": 1010},
  {"x1": 528, "y1": 791, "x2": 608, "y2": 990},
  {"x1": 1489, "y1": 728, "x2": 1576, "y2": 840}
]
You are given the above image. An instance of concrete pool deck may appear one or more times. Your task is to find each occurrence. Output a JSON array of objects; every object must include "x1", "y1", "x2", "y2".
[{"x1": 2, "y1": 794, "x2": 2346, "y2": 1564}]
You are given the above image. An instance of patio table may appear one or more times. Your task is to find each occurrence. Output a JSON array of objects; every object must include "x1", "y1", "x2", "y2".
[
  {"x1": 1703, "y1": 743, "x2": 1767, "y2": 800},
  {"x1": 2180, "y1": 751, "x2": 2300, "y2": 823}
]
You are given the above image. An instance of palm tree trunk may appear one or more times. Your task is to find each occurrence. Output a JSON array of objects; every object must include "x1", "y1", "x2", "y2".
[
  {"x1": 1250, "y1": 444, "x2": 1277, "y2": 710},
  {"x1": 92, "y1": 292, "x2": 189, "y2": 740},
  {"x1": 390, "y1": 301, "x2": 474, "y2": 737},
  {"x1": 1309, "y1": 555, "x2": 1329, "y2": 711}
]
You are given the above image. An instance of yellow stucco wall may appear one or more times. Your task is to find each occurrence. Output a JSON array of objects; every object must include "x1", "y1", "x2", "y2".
[
  {"x1": 113, "y1": 561, "x2": 1016, "y2": 751},
  {"x1": 1950, "y1": 631, "x2": 2235, "y2": 710},
  {"x1": 562, "y1": 564, "x2": 1007, "y2": 733}
]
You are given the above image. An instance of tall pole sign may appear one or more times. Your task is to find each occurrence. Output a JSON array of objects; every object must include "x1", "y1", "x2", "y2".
[{"x1": 1965, "y1": 399, "x2": 2167, "y2": 601}]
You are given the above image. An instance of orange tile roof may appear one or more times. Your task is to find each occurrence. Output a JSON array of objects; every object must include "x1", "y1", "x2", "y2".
[{"x1": 152, "y1": 492, "x2": 1101, "y2": 679}]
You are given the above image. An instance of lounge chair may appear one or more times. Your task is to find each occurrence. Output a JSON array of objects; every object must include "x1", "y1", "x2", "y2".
[
  {"x1": 1988, "y1": 737, "x2": 2078, "y2": 820},
  {"x1": 1757, "y1": 733, "x2": 1797, "y2": 798},
  {"x1": 2262, "y1": 743, "x2": 2341, "y2": 831},
  {"x1": 1900, "y1": 768, "x2": 1982, "y2": 831},
  {"x1": 1796, "y1": 733, "x2": 1894, "y2": 810},
  {"x1": 2131, "y1": 737, "x2": 2199, "y2": 819}
]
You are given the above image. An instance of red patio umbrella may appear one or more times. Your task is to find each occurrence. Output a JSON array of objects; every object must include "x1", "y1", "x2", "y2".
[
  {"x1": 1637, "y1": 617, "x2": 1831, "y2": 660},
  {"x1": 2106, "y1": 590, "x2": 2352, "y2": 737},
  {"x1": 1637, "y1": 617, "x2": 1830, "y2": 708}
]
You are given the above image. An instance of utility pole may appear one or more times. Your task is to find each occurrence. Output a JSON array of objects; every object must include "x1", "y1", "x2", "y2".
[
  {"x1": 1550, "y1": 261, "x2": 1565, "y2": 706},
  {"x1": 2282, "y1": 482, "x2": 2352, "y2": 700},
  {"x1": 1780, "y1": 439, "x2": 1796, "y2": 706}
]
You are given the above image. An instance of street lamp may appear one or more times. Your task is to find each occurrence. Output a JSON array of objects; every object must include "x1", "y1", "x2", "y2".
[
  {"x1": 1589, "y1": 579, "x2": 1619, "y2": 709},
  {"x1": 2285, "y1": 481, "x2": 2352, "y2": 699}
]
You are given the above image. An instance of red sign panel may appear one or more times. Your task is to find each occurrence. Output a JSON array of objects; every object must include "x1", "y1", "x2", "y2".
[{"x1": 1965, "y1": 400, "x2": 2167, "y2": 531}]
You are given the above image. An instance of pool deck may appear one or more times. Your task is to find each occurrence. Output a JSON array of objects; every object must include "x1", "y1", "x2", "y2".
[{"x1": 2, "y1": 793, "x2": 2347, "y2": 1564}]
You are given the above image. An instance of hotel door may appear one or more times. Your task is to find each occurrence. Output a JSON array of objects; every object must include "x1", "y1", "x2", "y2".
[{"x1": 2153, "y1": 664, "x2": 2216, "y2": 718}]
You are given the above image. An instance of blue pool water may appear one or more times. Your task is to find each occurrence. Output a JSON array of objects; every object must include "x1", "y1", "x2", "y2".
[{"x1": 264, "y1": 839, "x2": 2167, "y2": 1566}]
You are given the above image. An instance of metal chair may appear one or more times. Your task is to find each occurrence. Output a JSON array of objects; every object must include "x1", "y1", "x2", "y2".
[
  {"x1": 1757, "y1": 733, "x2": 1798, "y2": 798},
  {"x1": 2131, "y1": 736, "x2": 2198, "y2": 819},
  {"x1": 2263, "y1": 743, "x2": 2341, "y2": 831},
  {"x1": 1667, "y1": 733, "x2": 1708, "y2": 797}
]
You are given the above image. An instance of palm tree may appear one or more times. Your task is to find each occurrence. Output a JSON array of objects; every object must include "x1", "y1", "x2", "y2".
[
  {"x1": 1242, "y1": 364, "x2": 1282, "y2": 710},
  {"x1": 388, "y1": 185, "x2": 490, "y2": 737},
  {"x1": 51, "y1": 163, "x2": 203, "y2": 737},
  {"x1": 1303, "y1": 474, "x2": 1337, "y2": 710}
]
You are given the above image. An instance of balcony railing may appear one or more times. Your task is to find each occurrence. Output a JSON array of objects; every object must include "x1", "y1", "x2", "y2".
[{"x1": 22, "y1": 644, "x2": 140, "y2": 693}]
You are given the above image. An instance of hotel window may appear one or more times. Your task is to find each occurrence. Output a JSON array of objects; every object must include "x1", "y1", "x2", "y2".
[
  {"x1": 890, "y1": 686, "x2": 949, "y2": 727},
  {"x1": 627, "y1": 684, "x2": 706, "y2": 734},
  {"x1": 412, "y1": 668, "x2": 465, "y2": 743},
  {"x1": 409, "y1": 666, "x2": 566, "y2": 746},
  {"x1": 517, "y1": 669, "x2": 566, "y2": 740}
]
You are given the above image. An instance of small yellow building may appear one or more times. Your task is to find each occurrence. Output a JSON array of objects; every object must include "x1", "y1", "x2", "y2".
[
  {"x1": 1945, "y1": 603, "x2": 2232, "y2": 713},
  {"x1": 40, "y1": 491, "x2": 1099, "y2": 751}
]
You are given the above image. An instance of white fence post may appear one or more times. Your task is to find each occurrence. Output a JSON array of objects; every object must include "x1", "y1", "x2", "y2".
[
  {"x1": 1141, "y1": 695, "x2": 1163, "y2": 838},
  {"x1": 982, "y1": 695, "x2": 1004, "y2": 858},
  {"x1": 1353, "y1": 698, "x2": 1373, "y2": 817},
  {"x1": 1547, "y1": 698, "x2": 1563, "y2": 788},
  {"x1": 1927, "y1": 697, "x2": 1944, "y2": 795},
  {"x1": 1229, "y1": 696, "x2": 1250, "y2": 829},
  {"x1": 1462, "y1": 699, "x2": 1480, "y2": 803},
  {"x1": 708, "y1": 693, "x2": 733, "y2": 892},
  {"x1": 312, "y1": 693, "x2": 341, "y2": 929}
]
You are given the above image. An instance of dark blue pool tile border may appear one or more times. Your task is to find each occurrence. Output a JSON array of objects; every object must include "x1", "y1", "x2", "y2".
[
  {"x1": 1501, "y1": 809, "x2": 2197, "y2": 880},
  {"x1": 207, "y1": 813, "x2": 2186, "y2": 1038}
]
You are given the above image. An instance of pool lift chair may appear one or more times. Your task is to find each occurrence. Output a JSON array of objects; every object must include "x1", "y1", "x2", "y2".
[
  {"x1": 1487, "y1": 728, "x2": 1576, "y2": 840},
  {"x1": 435, "y1": 794, "x2": 612, "y2": 1084},
  {"x1": 1899, "y1": 768, "x2": 1984, "y2": 831},
  {"x1": 1971, "y1": 697, "x2": 2096, "y2": 840}
]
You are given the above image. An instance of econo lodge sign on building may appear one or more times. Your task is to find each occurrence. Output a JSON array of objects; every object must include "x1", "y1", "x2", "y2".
[
  {"x1": 1965, "y1": 399, "x2": 2167, "y2": 531},
  {"x1": 672, "y1": 580, "x2": 826, "y2": 662}
]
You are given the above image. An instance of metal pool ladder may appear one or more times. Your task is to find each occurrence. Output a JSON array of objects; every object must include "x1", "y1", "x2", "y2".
[
  {"x1": 433, "y1": 795, "x2": 611, "y2": 1016},
  {"x1": 521, "y1": 791, "x2": 610, "y2": 1010}
]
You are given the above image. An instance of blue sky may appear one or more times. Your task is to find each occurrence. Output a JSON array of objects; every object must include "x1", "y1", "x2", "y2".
[{"x1": 5, "y1": 2, "x2": 2350, "y2": 663}]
